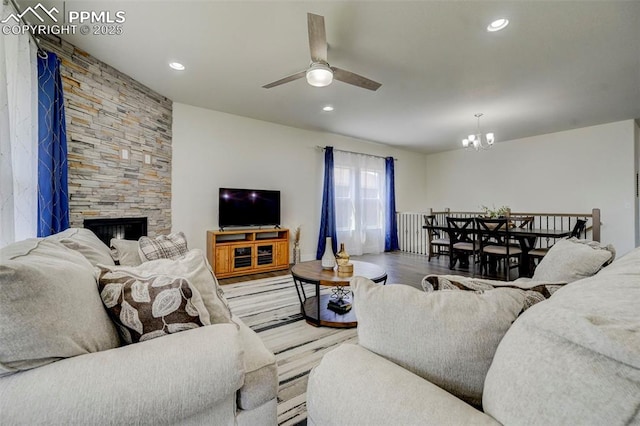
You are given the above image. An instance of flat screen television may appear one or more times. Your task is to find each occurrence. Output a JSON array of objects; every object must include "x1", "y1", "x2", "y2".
[{"x1": 219, "y1": 188, "x2": 281, "y2": 228}]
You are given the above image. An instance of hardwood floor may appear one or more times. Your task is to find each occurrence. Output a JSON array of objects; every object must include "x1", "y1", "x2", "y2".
[
  {"x1": 217, "y1": 251, "x2": 507, "y2": 289},
  {"x1": 353, "y1": 251, "x2": 462, "y2": 288}
]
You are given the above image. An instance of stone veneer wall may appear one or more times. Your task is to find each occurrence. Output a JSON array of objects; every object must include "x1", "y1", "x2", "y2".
[{"x1": 39, "y1": 37, "x2": 172, "y2": 236}]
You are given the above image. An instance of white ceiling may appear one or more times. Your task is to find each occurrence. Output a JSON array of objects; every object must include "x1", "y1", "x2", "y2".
[{"x1": 24, "y1": 0, "x2": 640, "y2": 153}]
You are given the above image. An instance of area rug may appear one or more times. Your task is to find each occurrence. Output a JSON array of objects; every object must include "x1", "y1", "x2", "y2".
[{"x1": 223, "y1": 275, "x2": 357, "y2": 426}]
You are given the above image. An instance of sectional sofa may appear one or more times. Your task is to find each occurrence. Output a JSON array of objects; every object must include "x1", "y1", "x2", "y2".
[
  {"x1": 0, "y1": 228, "x2": 277, "y2": 425},
  {"x1": 307, "y1": 239, "x2": 639, "y2": 425}
]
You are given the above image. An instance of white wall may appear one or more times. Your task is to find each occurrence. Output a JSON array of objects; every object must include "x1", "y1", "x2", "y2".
[
  {"x1": 425, "y1": 120, "x2": 637, "y2": 255},
  {"x1": 172, "y1": 103, "x2": 428, "y2": 260}
]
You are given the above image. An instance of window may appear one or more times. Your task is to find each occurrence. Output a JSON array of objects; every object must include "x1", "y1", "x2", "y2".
[
  {"x1": 360, "y1": 169, "x2": 383, "y2": 230},
  {"x1": 334, "y1": 166, "x2": 353, "y2": 232},
  {"x1": 333, "y1": 151, "x2": 386, "y2": 254}
]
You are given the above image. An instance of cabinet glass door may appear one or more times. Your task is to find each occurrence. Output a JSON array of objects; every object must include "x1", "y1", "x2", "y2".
[
  {"x1": 256, "y1": 244, "x2": 274, "y2": 266},
  {"x1": 234, "y1": 246, "x2": 252, "y2": 269}
]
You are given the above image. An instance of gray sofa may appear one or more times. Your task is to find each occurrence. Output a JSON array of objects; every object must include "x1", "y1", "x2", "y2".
[
  {"x1": 307, "y1": 243, "x2": 640, "y2": 425},
  {"x1": 0, "y1": 228, "x2": 277, "y2": 425}
]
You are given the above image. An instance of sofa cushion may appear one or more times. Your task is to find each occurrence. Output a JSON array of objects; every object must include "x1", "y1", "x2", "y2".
[
  {"x1": 98, "y1": 264, "x2": 211, "y2": 343},
  {"x1": 482, "y1": 253, "x2": 640, "y2": 424},
  {"x1": 110, "y1": 238, "x2": 142, "y2": 266},
  {"x1": 234, "y1": 315, "x2": 278, "y2": 410},
  {"x1": 48, "y1": 228, "x2": 115, "y2": 267},
  {"x1": 532, "y1": 237, "x2": 615, "y2": 283},
  {"x1": 307, "y1": 344, "x2": 501, "y2": 426},
  {"x1": 0, "y1": 239, "x2": 120, "y2": 377},
  {"x1": 138, "y1": 231, "x2": 188, "y2": 261},
  {"x1": 352, "y1": 277, "x2": 527, "y2": 407}
]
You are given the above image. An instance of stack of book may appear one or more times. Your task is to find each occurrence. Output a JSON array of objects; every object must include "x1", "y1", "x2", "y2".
[{"x1": 327, "y1": 298, "x2": 352, "y2": 314}]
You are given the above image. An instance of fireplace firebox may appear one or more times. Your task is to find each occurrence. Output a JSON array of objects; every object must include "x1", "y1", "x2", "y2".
[{"x1": 83, "y1": 217, "x2": 148, "y2": 246}]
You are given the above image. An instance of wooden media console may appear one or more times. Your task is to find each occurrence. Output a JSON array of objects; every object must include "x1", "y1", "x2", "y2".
[{"x1": 207, "y1": 228, "x2": 289, "y2": 279}]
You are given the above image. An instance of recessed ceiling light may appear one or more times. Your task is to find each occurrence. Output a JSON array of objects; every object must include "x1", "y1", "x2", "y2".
[
  {"x1": 487, "y1": 18, "x2": 509, "y2": 32},
  {"x1": 169, "y1": 62, "x2": 185, "y2": 71},
  {"x1": 322, "y1": 106, "x2": 334, "y2": 112}
]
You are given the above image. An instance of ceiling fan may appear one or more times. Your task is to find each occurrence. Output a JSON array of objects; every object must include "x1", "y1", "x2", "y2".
[{"x1": 262, "y1": 13, "x2": 382, "y2": 91}]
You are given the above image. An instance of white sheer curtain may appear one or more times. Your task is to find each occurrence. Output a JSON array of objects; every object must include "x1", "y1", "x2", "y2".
[
  {"x1": 0, "y1": 2, "x2": 38, "y2": 248},
  {"x1": 334, "y1": 150, "x2": 386, "y2": 255}
]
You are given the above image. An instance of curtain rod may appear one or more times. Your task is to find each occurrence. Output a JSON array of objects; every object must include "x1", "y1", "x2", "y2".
[
  {"x1": 317, "y1": 146, "x2": 398, "y2": 161},
  {"x1": 7, "y1": 0, "x2": 46, "y2": 56}
]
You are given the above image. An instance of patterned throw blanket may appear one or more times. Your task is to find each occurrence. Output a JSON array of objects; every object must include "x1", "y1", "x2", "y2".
[{"x1": 422, "y1": 275, "x2": 568, "y2": 313}]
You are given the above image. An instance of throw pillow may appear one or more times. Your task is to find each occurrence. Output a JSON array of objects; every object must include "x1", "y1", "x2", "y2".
[
  {"x1": 422, "y1": 274, "x2": 568, "y2": 312},
  {"x1": 352, "y1": 277, "x2": 527, "y2": 407},
  {"x1": 98, "y1": 265, "x2": 211, "y2": 344},
  {"x1": 532, "y1": 238, "x2": 615, "y2": 283},
  {"x1": 0, "y1": 239, "x2": 120, "y2": 377},
  {"x1": 48, "y1": 228, "x2": 116, "y2": 267},
  {"x1": 110, "y1": 238, "x2": 142, "y2": 266},
  {"x1": 100, "y1": 249, "x2": 232, "y2": 327},
  {"x1": 138, "y1": 231, "x2": 188, "y2": 261}
]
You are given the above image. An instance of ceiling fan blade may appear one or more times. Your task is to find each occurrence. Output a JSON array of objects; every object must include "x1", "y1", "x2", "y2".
[
  {"x1": 331, "y1": 67, "x2": 382, "y2": 91},
  {"x1": 308, "y1": 13, "x2": 328, "y2": 63},
  {"x1": 262, "y1": 70, "x2": 307, "y2": 89}
]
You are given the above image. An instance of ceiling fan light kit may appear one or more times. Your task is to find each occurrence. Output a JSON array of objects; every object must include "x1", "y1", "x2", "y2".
[
  {"x1": 306, "y1": 62, "x2": 333, "y2": 87},
  {"x1": 262, "y1": 13, "x2": 381, "y2": 91}
]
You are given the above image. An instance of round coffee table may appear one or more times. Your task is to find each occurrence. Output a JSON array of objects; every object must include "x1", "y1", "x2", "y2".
[{"x1": 291, "y1": 260, "x2": 387, "y2": 328}]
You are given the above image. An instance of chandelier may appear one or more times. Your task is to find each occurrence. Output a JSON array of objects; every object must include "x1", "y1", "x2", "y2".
[{"x1": 462, "y1": 113, "x2": 495, "y2": 151}]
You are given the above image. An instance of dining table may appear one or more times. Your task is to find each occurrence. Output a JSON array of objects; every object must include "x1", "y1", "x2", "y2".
[{"x1": 423, "y1": 223, "x2": 572, "y2": 277}]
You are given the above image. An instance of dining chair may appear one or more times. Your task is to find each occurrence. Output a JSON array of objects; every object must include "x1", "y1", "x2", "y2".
[
  {"x1": 475, "y1": 217, "x2": 522, "y2": 281},
  {"x1": 424, "y1": 215, "x2": 450, "y2": 261},
  {"x1": 506, "y1": 215, "x2": 535, "y2": 248},
  {"x1": 445, "y1": 217, "x2": 478, "y2": 270},
  {"x1": 511, "y1": 216, "x2": 535, "y2": 229},
  {"x1": 529, "y1": 219, "x2": 587, "y2": 262}
]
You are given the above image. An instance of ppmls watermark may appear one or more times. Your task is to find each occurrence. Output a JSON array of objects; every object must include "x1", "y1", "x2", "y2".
[{"x1": 1, "y1": 3, "x2": 126, "y2": 36}]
